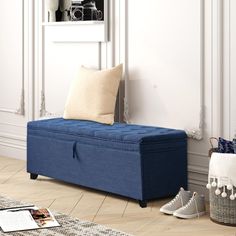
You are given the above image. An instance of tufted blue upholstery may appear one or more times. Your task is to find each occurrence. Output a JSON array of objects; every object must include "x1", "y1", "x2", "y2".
[
  {"x1": 27, "y1": 118, "x2": 187, "y2": 204},
  {"x1": 28, "y1": 118, "x2": 186, "y2": 152},
  {"x1": 28, "y1": 118, "x2": 185, "y2": 142}
]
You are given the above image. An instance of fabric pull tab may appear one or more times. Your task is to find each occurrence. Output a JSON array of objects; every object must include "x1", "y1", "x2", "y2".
[{"x1": 73, "y1": 142, "x2": 78, "y2": 159}]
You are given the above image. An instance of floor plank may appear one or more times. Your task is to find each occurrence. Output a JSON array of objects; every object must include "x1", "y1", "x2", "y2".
[
  {"x1": 50, "y1": 195, "x2": 83, "y2": 215},
  {"x1": 70, "y1": 190, "x2": 107, "y2": 222},
  {"x1": 94, "y1": 194, "x2": 128, "y2": 225},
  {"x1": 33, "y1": 199, "x2": 56, "y2": 209}
]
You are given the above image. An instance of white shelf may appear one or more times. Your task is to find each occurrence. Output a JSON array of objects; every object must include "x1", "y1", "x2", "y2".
[
  {"x1": 41, "y1": 0, "x2": 108, "y2": 42},
  {"x1": 43, "y1": 21, "x2": 107, "y2": 42},
  {"x1": 42, "y1": 21, "x2": 105, "y2": 26}
]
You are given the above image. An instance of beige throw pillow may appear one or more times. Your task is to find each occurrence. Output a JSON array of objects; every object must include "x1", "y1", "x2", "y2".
[{"x1": 63, "y1": 64, "x2": 123, "y2": 125}]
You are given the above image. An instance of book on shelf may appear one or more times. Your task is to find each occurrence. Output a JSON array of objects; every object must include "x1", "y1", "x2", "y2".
[{"x1": 0, "y1": 205, "x2": 60, "y2": 233}]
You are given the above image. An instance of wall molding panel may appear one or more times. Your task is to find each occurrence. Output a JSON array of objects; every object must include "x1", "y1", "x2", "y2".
[
  {"x1": 0, "y1": 0, "x2": 33, "y2": 159},
  {"x1": 188, "y1": 0, "x2": 224, "y2": 192},
  {"x1": 0, "y1": 0, "x2": 25, "y2": 117},
  {"x1": 121, "y1": 0, "x2": 206, "y2": 142},
  {"x1": 223, "y1": 0, "x2": 236, "y2": 140},
  {"x1": 211, "y1": 0, "x2": 224, "y2": 138},
  {"x1": 0, "y1": 108, "x2": 20, "y2": 114},
  {"x1": 35, "y1": 0, "x2": 112, "y2": 119},
  {"x1": 185, "y1": 0, "x2": 205, "y2": 141}
]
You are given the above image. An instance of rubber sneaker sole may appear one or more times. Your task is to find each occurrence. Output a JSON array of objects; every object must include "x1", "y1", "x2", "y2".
[
  {"x1": 160, "y1": 207, "x2": 175, "y2": 215},
  {"x1": 173, "y1": 211, "x2": 206, "y2": 219}
]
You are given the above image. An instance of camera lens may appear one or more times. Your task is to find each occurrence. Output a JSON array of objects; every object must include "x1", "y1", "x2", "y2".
[
  {"x1": 74, "y1": 9, "x2": 83, "y2": 20},
  {"x1": 70, "y1": 3, "x2": 84, "y2": 21}
]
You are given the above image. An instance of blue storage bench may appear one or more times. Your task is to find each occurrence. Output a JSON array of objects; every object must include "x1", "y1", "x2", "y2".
[{"x1": 27, "y1": 118, "x2": 187, "y2": 208}]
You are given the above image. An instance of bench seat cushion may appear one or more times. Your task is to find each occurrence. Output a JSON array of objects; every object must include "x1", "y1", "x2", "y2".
[{"x1": 27, "y1": 118, "x2": 186, "y2": 152}]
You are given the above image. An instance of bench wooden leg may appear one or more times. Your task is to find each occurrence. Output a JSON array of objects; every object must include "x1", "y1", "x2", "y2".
[
  {"x1": 139, "y1": 200, "x2": 147, "y2": 208},
  {"x1": 30, "y1": 173, "x2": 38, "y2": 180}
]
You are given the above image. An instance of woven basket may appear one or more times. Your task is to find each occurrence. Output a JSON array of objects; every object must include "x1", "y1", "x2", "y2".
[
  {"x1": 208, "y1": 137, "x2": 219, "y2": 157},
  {"x1": 210, "y1": 185, "x2": 236, "y2": 226},
  {"x1": 208, "y1": 138, "x2": 236, "y2": 226}
]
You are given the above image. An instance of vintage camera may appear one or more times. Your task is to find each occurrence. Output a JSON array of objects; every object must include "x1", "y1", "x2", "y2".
[
  {"x1": 70, "y1": 0, "x2": 84, "y2": 21},
  {"x1": 70, "y1": 0, "x2": 103, "y2": 21}
]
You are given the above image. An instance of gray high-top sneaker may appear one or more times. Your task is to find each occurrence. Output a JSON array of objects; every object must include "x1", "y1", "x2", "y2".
[
  {"x1": 173, "y1": 192, "x2": 206, "y2": 219},
  {"x1": 160, "y1": 187, "x2": 191, "y2": 215}
]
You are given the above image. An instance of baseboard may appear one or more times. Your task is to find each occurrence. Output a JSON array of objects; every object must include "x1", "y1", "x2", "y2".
[
  {"x1": 188, "y1": 183, "x2": 209, "y2": 201},
  {"x1": 0, "y1": 143, "x2": 26, "y2": 160},
  {"x1": 188, "y1": 164, "x2": 209, "y2": 200}
]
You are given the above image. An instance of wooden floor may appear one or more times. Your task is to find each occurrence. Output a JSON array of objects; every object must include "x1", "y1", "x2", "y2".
[{"x1": 0, "y1": 156, "x2": 236, "y2": 236}]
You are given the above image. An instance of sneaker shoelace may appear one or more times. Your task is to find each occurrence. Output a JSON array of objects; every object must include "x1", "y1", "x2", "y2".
[
  {"x1": 183, "y1": 197, "x2": 200, "y2": 218},
  {"x1": 168, "y1": 192, "x2": 183, "y2": 207},
  {"x1": 194, "y1": 199, "x2": 200, "y2": 218}
]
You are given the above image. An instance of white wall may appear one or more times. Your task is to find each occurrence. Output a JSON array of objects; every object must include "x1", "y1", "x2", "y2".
[
  {"x1": 126, "y1": 0, "x2": 201, "y2": 130},
  {"x1": 0, "y1": 0, "x2": 235, "y2": 194}
]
